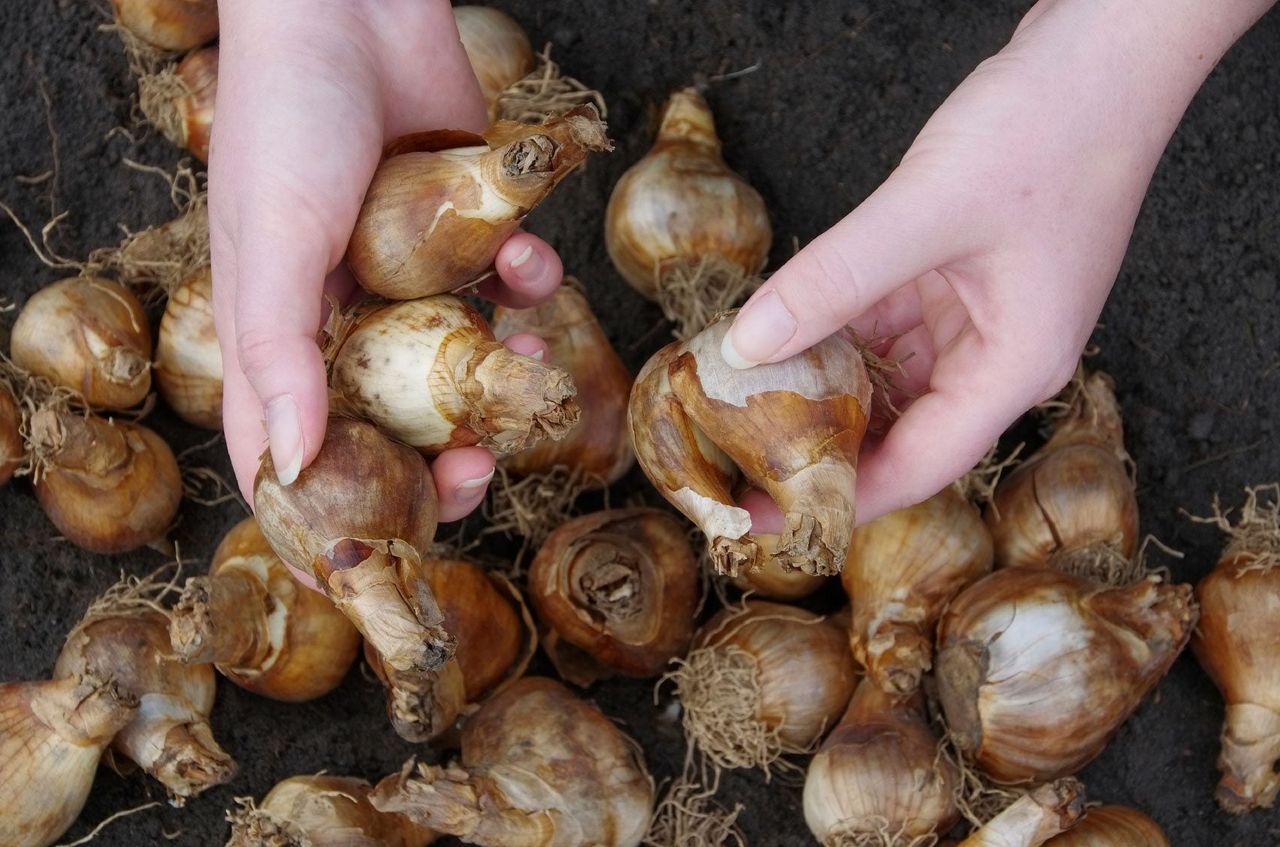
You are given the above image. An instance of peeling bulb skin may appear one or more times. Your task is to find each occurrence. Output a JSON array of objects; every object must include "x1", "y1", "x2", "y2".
[
  {"x1": 54, "y1": 599, "x2": 236, "y2": 802},
  {"x1": 11, "y1": 276, "x2": 152, "y2": 410},
  {"x1": 169, "y1": 517, "x2": 361, "y2": 703},
  {"x1": 365, "y1": 557, "x2": 535, "y2": 743},
  {"x1": 803, "y1": 681, "x2": 958, "y2": 847},
  {"x1": 987, "y1": 372, "x2": 1139, "y2": 577},
  {"x1": 604, "y1": 88, "x2": 771, "y2": 301},
  {"x1": 957, "y1": 779, "x2": 1086, "y2": 847},
  {"x1": 630, "y1": 314, "x2": 870, "y2": 577},
  {"x1": 844, "y1": 487, "x2": 993, "y2": 696},
  {"x1": 32, "y1": 411, "x2": 182, "y2": 554},
  {"x1": 1191, "y1": 485, "x2": 1280, "y2": 814},
  {"x1": 254, "y1": 416, "x2": 453, "y2": 678},
  {"x1": 530, "y1": 508, "x2": 700, "y2": 685},
  {"x1": 348, "y1": 107, "x2": 610, "y2": 300},
  {"x1": 454, "y1": 5, "x2": 535, "y2": 121},
  {"x1": 112, "y1": 0, "x2": 218, "y2": 51},
  {"x1": 227, "y1": 774, "x2": 438, "y2": 847},
  {"x1": 370, "y1": 677, "x2": 654, "y2": 847},
  {"x1": 0, "y1": 675, "x2": 138, "y2": 847},
  {"x1": 1043, "y1": 805, "x2": 1169, "y2": 846},
  {"x1": 155, "y1": 267, "x2": 223, "y2": 428},
  {"x1": 935, "y1": 568, "x2": 1197, "y2": 783},
  {"x1": 493, "y1": 285, "x2": 634, "y2": 484},
  {"x1": 330, "y1": 296, "x2": 581, "y2": 457}
]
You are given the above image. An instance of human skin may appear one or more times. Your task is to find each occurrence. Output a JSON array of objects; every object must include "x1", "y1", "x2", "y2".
[
  {"x1": 723, "y1": 0, "x2": 1277, "y2": 529},
  {"x1": 209, "y1": 0, "x2": 564, "y2": 533}
]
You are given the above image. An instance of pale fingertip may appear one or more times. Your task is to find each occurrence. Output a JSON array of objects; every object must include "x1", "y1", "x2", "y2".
[
  {"x1": 433, "y1": 447, "x2": 498, "y2": 522},
  {"x1": 722, "y1": 290, "x2": 797, "y2": 368},
  {"x1": 739, "y1": 488, "x2": 785, "y2": 535},
  {"x1": 502, "y1": 332, "x2": 549, "y2": 361}
]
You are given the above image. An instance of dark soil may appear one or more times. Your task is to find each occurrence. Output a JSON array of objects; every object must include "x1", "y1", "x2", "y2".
[{"x1": 2, "y1": 2, "x2": 1278, "y2": 845}]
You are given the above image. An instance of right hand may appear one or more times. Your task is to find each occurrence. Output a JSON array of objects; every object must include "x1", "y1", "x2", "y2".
[{"x1": 209, "y1": 0, "x2": 564, "y2": 521}]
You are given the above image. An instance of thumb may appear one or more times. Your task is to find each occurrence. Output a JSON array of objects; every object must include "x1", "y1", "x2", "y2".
[{"x1": 722, "y1": 169, "x2": 963, "y2": 368}]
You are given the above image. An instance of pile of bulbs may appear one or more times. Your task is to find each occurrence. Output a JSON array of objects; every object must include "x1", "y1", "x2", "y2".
[{"x1": 1, "y1": 3, "x2": 1277, "y2": 847}]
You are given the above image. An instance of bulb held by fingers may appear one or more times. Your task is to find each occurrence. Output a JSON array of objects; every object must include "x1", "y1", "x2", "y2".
[{"x1": 630, "y1": 313, "x2": 870, "y2": 577}]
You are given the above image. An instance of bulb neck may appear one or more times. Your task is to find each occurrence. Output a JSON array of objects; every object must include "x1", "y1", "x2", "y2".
[
  {"x1": 656, "y1": 88, "x2": 722, "y2": 150},
  {"x1": 1217, "y1": 702, "x2": 1280, "y2": 813},
  {"x1": 171, "y1": 571, "x2": 272, "y2": 670}
]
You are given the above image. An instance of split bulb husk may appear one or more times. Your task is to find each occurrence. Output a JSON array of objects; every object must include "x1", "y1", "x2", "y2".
[
  {"x1": 956, "y1": 779, "x2": 1086, "y2": 847},
  {"x1": 155, "y1": 266, "x2": 223, "y2": 428},
  {"x1": 169, "y1": 516, "x2": 361, "y2": 702},
  {"x1": 803, "y1": 681, "x2": 958, "y2": 847},
  {"x1": 31, "y1": 409, "x2": 181, "y2": 554},
  {"x1": 254, "y1": 415, "x2": 453, "y2": 677},
  {"x1": 227, "y1": 774, "x2": 437, "y2": 847},
  {"x1": 843, "y1": 486, "x2": 993, "y2": 696},
  {"x1": 0, "y1": 383, "x2": 20, "y2": 486},
  {"x1": 988, "y1": 373, "x2": 1139, "y2": 582},
  {"x1": 0, "y1": 675, "x2": 138, "y2": 847},
  {"x1": 348, "y1": 107, "x2": 610, "y2": 300},
  {"x1": 936, "y1": 567, "x2": 1197, "y2": 783},
  {"x1": 329, "y1": 295, "x2": 580, "y2": 457},
  {"x1": 1190, "y1": 485, "x2": 1280, "y2": 813},
  {"x1": 1043, "y1": 805, "x2": 1168, "y2": 846},
  {"x1": 141, "y1": 46, "x2": 218, "y2": 162},
  {"x1": 54, "y1": 582, "x2": 236, "y2": 802},
  {"x1": 11, "y1": 276, "x2": 152, "y2": 410},
  {"x1": 492, "y1": 285, "x2": 634, "y2": 483},
  {"x1": 371, "y1": 677, "x2": 654, "y2": 847},
  {"x1": 112, "y1": 0, "x2": 218, "y2": 51},
  {"x1": 454, "y1": 6, "x2": 535, "y2": 121},
  {"x1": 630, "y1": 313, "x2": 871, "y2": 576},
  {"x1": 669, "y1": 600, "x2": 857, "y2": 772},
  {"x1": 529, "y1": 508, "x2": 699, "y2": 686},
  {"x1": 365, "y1": 557, "x2": 536, "y2": 743},
  {"x1": 605, "y1": 88, "x2": 770, "y2": 331}
]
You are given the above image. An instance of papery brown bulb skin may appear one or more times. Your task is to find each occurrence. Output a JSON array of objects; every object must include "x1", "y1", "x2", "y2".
[
  {"x1": 365, "y1": 557, "x2": 533, "y2": 743},
  {"x1": 1043, "y1": 805, "x2": 1168, "y2": 846},
  {"x1": 958, "y1": 779, "x2": 1086, "y2": 847},
  {"x1": 112, "y1": 0, "x2": 218, "y2": 51},
  {"x1": 174, "y1": 46, "x2": 217, "y2": 162},
  {"x1": 493, "y1": 285, "x2": 634, "y2": 483},
  {"x1": 348, "y1": 107, "x2": 610, "y2": 300},
  {"x1": 454, "y1": 5, "x2": 534, "y2": 121},
  {"x1": 33, "y1": 411, "x2": 181, "y2": 554},
  {"x1": 330, "y1": 296, "x2": 580, "y2": 457},
  {"x1": 0, "y1": 384, "x2": 21, "y2": 486},
  {"x1": 172, "y1": 517, "x2": 361, "y2": 702},
  {"x1": 803, "y1": 682, "x2": 958, "y2": 846},
  {"x1": 156, "y1": 267, "x2": 223, "y2": 428},
  {"x1": 0, "y1": 676, "x2": 137, "y2": 847},
  {"x1": 530, "y1": 508, "x2": 699, "y2": 685},
  {"x1": 729, "y1": 545, "x2": 829, "y2": 600},
  {"x1": 1193, "y1": 547, "x2": 1280, "y2": 812},
  {"x1": 227, "y1": 775, "x2": 438, "y2": 847},
  {"x1": 684, "y1": 601, "x2": 858, "y2": 759},
  {"x1": 255, "y1": 416, "x2": 452, "y2": 677},
  {"x1": 936, "y1": 568, "x2": 1196, "y2": 783},
  {"x1": 988, "y1": 373, "x2": 1139, "y2": 573},
  {"x1": 630, "y1": 314, "x2": 870, "y2": 576},
  {"x1": 54, "y1": 608, "x2": 236, "y2": 801},
  {"x1": 371, "y1": 677, "x2": 654, "y2": 847},
  {"x1": 605, "y1": 88, "x2": 771, "y2": 299},
  {"x1": 844, "y1": 486, "x2": 993, "y2": 695},
  {"x1": 11, "y1": 277, "x2": 152, "y2": 410}
]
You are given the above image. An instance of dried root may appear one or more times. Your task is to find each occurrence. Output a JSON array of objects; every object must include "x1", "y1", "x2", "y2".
[
  {"x1": 1050, "y1": 534, "x2": 1181, "y2": 588},
  {"x1": 931, "y1": 710, "x2": 1027, "y2": 829},
  {"x1": 496, "y1": 45, "x2": 608, "y2": 123},
  {"x1": 643, "y1": 758, "x2": 745, "y2": 847},
  {"x1": 81, "y1": 562, "x2": 185, "y2": 626},
  {"x1": 137, "y1": 62, "x2": 189, "y2": 149},
  {"x1": 821, "y1": 819, "x2": 939, "y2": 847},
  {"x1": 657, "y1": 256, "x2": 762, "y2": 341},
  {"x1": 1186, "y1": 484, "x2": 1280, "y2": 574},
  {"x1": 480, "y1": 464, "x2": 601, "y2": 575},
  {"x1": 953, "y1": 443, "x2": 1024, "y2": 511}
]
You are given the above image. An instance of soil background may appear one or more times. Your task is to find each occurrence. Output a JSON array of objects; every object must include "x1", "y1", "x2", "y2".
[{"x1": 2, "y1": 1, "x2": 1279, "y2": 845}]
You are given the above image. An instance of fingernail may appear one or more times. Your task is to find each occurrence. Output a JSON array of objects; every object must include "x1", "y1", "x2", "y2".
[
  {"x1": 266, "y1": 395, "x2": 304, "y2": 486},
  {"x1": 508, "y1": 244, "x2": 544, "y2": 282},
  {"x1": 721, "y1": 290, "x2": 797, "y2": 369},
  {"x1": 454, "y1": 468, "x2": 495, "y2": 500},
  {"x1": 528, "y1": 348, "x2": 545, "y2": 361}
]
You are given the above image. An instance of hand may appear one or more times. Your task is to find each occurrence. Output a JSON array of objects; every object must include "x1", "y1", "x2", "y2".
[
  {"x1": 723, "y1": 0, "x2": 1273, "y2": 526},
  {"x1": 209, "y1": 0, "x2": 563, "y2": 520}
]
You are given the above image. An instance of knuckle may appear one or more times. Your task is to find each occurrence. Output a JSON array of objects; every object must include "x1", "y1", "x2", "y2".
[{"x1": 235, "y1": 329, "x2": 281, "y2": 381}]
